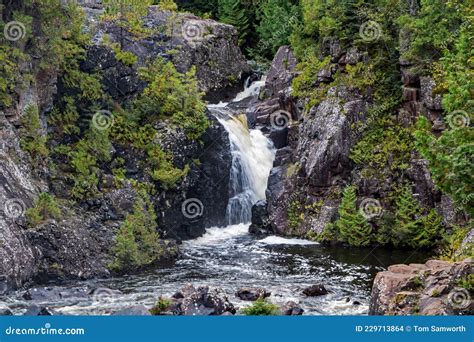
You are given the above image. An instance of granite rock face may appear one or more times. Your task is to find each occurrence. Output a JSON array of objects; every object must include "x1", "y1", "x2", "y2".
[{"x1": 370, "y1": 259, "x2": 473, "y2": 315}]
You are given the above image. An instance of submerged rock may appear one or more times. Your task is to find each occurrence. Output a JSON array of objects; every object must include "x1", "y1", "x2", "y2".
[
  {"x1": 23, "y1": 305, "x2": 55, "y2": 316},
  {"x1": 303, "y1": 284, "x2": 329, "y2": 297},
  {"x1": 280, "y1": 301, "x2": 304, "y2": 316},
  {"x1": 235, "y1": 287, "x2": 271, "y2": 301}
]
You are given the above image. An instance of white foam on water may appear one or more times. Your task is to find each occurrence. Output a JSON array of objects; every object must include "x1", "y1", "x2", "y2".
[
  {"x1": 258, "y1": 236, "x2": 319, "y2": 246},
  {"x1": 185, "y1": 223, "x2": 250, "y2": 246}
]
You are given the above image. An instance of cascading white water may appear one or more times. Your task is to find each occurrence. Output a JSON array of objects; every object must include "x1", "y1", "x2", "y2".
[{"x1": 208, "y1": 78, "x2": 275, "y2": 225}]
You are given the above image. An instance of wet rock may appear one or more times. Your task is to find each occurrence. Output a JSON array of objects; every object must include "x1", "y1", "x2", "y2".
[
  {"x1": 0, "y1": 308, "x2": 13, "y2": 316},
  {"x1": 112, "y1": 305, "x2": 151, "y2": 316},
  {"x1": 303, "y1": 284, "x2": 329, "y2": 297},
  {"x1": 23, "y1": 305, "x2": 54, "y2": 316},
  {"x1": 235, "y1": 287, "x2": 271, "y2": 301},
  {"x1": 171, "y1": 284, "x2": 236, "y2": 316},
  {"x1": 370, "y1": 258, "x2": 473, "y2": 315},
  {"x1": 249, "y1": 201, "x2": 272, "y2": 236},
  {"x1": 280, "y1": 301, "x2": 304, "y2": 316},
  {"x1": 23, "y1": 287, "x2": 89, "y2": 301}
]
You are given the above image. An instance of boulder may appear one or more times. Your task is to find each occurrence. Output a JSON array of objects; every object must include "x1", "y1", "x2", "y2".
[
  {"x1": 23, "y1": 305, "x2": 54, "y2": 316},
  {"x1": 280, "y1": 301, "x2": 304, "y2": 316},
  {"x1": 171, "y1": 284, "x2": 236, "y2": 316},
  {"x1": 0, "y1": 308, "x2": 13, "y2": 316},
  {"x1": 249, "y1": 201, "x2": 272, "y2": 236},
  {"x1": 370, "y1": 259, "x2": 473, "y2": 315},
  {"x1": 235, "y1": 287, "x2": 271, "y2": 301},
  {"x1": 112, "y1": 305, "x2": 151, "y2": 316},
  {"x1": 264, "y1": 46, "x2": 297, "y2": 98},
  {"x1": 303, "y1": 284, "x2": 329, "y2": 297}
]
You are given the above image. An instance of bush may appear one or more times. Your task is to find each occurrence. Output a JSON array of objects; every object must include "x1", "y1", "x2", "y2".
[
  {"x1": 150, "y1": 297, "x2": 172, "y2": 315},
  {"x1": 20, "y1": 105, "x2": 49, "y2": 164},
  {"x1": 136, "y1": 58, "x2": 209, "y2": 140},
  {"x1": 26, "y1": 193, "x2": 62, "y2": 227},
  {"x1": 242, "y1": 299, "x2": 279, "y2": 316},
  {"x1": 109, "y1": 191, "x2": 163, "y2": 273},
  {"x1": 158, "y1": 0, "x2": 178, "y2": 11}
]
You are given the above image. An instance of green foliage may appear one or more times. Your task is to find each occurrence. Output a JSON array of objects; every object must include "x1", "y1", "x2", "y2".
[
  {"x1": 25, "y1": 193, "x2": 62, "y2": 227},
  {"x1": 0, "y1": 44, "x2": 25, "y2": 108},
  {"x1": 136, "y1": 58, "x2": 209, "y2": 140},
  {"x1": 457, "y1": 274, "x2": 474, "y2": 292},
  {"x1": 68, "y1": 127, "x2": 112, "y2": 199},
  {"x1": 109, "y1": 190, "x2": 163, "y2": 273},
  {"x1": 158, "y1": 0, "x2": 178, "y2": 11},
  {"x1": 111, "y1": 44, "x2": 138, "y2": 66},
  {"x1": 102, "y1": 0, "x2": 153, "y2": 37},
  {"x1": 333, "y1": 185, "x2": 372, "y2": 247},
  {"x1": 351, "y1": 123, "x2": 414, "y2": 172},
  {"x1": 414, "y1": 14, "x2": 473, "y2": 215},
  {"x1": 47, "y1": 97, "x2": 80, "y2": 137},
  {"x1": 440, "y1": 226, "x2": 473, "y2": 261},
  {"x1": 148, "y1": 145, "x2": 189, "y2": 189},
  {"x1": 218, "y1": 0, "x2": 251, "y2": 46},
  {"x1": 242, "y1": 299, "x2": 279, "y2": 316},
  {"x1": 397, "y1": 0, "x2": 469, "y2": 71},
  {"x1": 150, "y1": 297, "x2": 172, "y2": 315},
  {"x1": 390, "y1": 184, "x2": 444, "y2": 249},
  {"x1": 254, "y1": 0, "x2": 299, "y2": 58},
  {"x1": 20, "y1": 105, "x2": 49, "y2": 163}
]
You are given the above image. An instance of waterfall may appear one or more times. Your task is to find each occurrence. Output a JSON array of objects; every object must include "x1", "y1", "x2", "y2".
[{"x1": 208, "y1": 79, "x2": 275, "y2": 225}]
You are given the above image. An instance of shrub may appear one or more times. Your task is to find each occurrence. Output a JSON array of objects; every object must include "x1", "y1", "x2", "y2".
[
  {"x1": 20, "y1": 105, "x2": 49, "y2": 163},
  {"x1": 136, "y1": 58, "x2": 209, "y2": 140},
  {"x1": 150, "y1": 297, "x2": 172, "y2": 315},
  {"x1": 26, "y1": 193, "x2": 62, "y2": 227},
  {"x1": 109, "y1": 191, "x2": 163, "y2": 273},
  {"x1": 242, "y1": 299, "x2": 279, "y2": 316},
  {"x1": 158, "y1": 0, "x2": 178, "y2": 11}
]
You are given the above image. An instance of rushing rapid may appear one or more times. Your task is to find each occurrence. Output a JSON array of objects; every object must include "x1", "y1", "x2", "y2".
[{"x1": 0, "y1": 79, "x2": 428, "y2": 316}]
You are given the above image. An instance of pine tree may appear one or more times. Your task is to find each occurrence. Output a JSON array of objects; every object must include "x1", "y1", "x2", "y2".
[
  {"x1": 335, "y1": 185, "x2": 372, "y2": 247},
  {"x1": 109, "y1": 191, "x2": 162, "y2": 273},
  {"x1": 218, "y1": 0, "x2": 250, "y2": 46},
  {"x1": 393, "y1": 184, "x2": 423, "y2": 247}
]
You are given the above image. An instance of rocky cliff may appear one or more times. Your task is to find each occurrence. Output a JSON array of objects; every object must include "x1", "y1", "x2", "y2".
[{"x1": 0, "y1": 3, "x2": 248, "y2": 293}]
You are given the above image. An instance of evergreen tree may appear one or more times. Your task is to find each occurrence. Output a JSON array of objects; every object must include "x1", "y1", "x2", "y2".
[
  {"x1": 335, "y1": 186, "x2": 372, "y2": 247},
  {"x1": 109, "y1": 191, "x2": 162, "y2": 273},
  {"x1": 393, "y1": 184, "x2": 445, "y2": 249},
  {"x1": 218, "y1": 0, "x2": 250, "y2": 46},
  {"x1": 392, "y1": 184, "x2": 423, "y2": 247}
]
